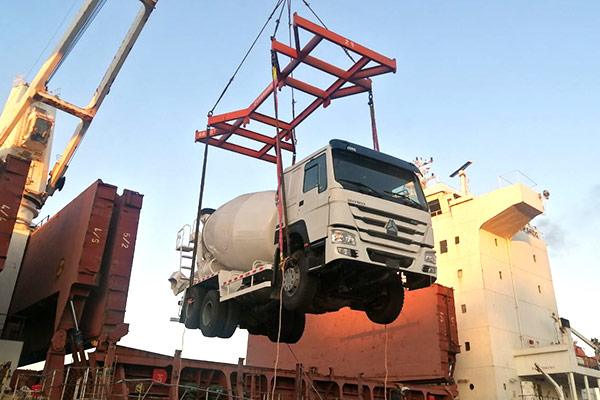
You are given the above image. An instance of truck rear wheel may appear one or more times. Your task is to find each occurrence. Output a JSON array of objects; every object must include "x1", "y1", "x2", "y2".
[
  {"x1": 218, "y1": 300, "x2": 240, "y2": 339},
  {"x1": 184, "y1": 286, "x2": 206, "y2": 329},
  {"x1": 281, "y1": 250, "x2": 317, "y2": 311},
  {"x1": 199, "y1": 290, "x2": 226, "y2": 337},
  {"x1": 365, "y1": 279, "x2": 405, "y2": 325},
  {"x1": 268, "y1": 307, "x2": 305, "y2": 344}
]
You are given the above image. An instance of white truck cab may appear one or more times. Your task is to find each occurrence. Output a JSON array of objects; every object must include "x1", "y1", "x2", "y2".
[{"x1": 279, "y1": 140, "x2": 436, "y2": 317}]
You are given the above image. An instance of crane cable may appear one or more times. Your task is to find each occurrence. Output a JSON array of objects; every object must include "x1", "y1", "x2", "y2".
[
  {"x1": 208, "y1": 0, "x2": 286, "y2": 116},
  {"x1": 270, "y1": 2, "x2": 300, "y2": 396},
  {"x1": 301, "y1": 0, "x2": 380, "y2": 152},
  {"x1": 25, "y1": 0, "x2": 80, "y2": 80},
  {"x1": 270, "y1": 42, "x2": 292, "y2": 400},
  {"x1": 301, "y1": 0, "x2": 356, "y2": 64},
  {"x1": 287, "y1": 0, "x2": 298, "y2": 164},
  {"x1": 191, "y1": 0, "x2": 288, "y2": 317},
  {"x1": 272, "y1": 0, "x2": 287, "y2": 38},
  {"x1": 286, "y1": 345, "x2": 325, "y2": 400},
  {"x1": 368, "y1": 89, "x2": 380, "y2": 152}
]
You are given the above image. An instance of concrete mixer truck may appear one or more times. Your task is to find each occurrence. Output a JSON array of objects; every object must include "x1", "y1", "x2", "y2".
[{"x1": 170, "y1": 139, "x2": 437, "y2": 343}]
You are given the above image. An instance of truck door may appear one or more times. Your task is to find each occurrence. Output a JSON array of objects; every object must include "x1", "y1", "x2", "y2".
[{"x1": 299, "y1": 153, "x2": 329, "y2": 242}]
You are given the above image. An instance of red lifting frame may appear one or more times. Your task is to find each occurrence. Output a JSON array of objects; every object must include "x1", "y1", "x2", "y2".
[{"x1": 195, "y1": 13, "x2": 397, "y2": 163}]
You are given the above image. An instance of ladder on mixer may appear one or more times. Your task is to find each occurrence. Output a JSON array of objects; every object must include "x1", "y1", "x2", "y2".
[{"x1": 175, "y1": 222, "x2": 196, "y2": 278}]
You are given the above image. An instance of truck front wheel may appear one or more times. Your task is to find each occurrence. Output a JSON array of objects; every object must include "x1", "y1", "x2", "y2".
[
  {"x1": 282, "y1": 250, "x2": 317, "y2": 311},
  {"x1": 199, "y1": 290, "x2": 226, "y2": 337},
  {"x1": 268, "y1": 308, "x2": 305, "y2": 344},
  {"x1": 365, "y1": 279, "x2": 405, "y2": 325}
]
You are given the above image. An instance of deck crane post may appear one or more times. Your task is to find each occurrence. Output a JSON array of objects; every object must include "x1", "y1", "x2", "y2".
[{"x1": 0, "y1": 0, "x2": 156, "y2": 346}]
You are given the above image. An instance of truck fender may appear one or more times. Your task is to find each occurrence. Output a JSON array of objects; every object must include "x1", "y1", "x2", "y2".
[{"x1": 274, "y1": 220, "x2": 310, "y2": 251}]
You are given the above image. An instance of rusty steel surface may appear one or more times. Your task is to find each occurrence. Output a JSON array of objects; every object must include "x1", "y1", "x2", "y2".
[
  {"x1": 86, "y1": 345, "x2": 455, "y2": 400},
  {"x1": 9, "y1": 180, "x2": 117, "y2": 317},
  {"x1": 0, "y1": 155, "x2": 30, "y2": 271},
  {"x1": 247, "y1": 284, "x2": 459, "y2": 385},
  {"x1": 195, "y1": 13, "x2": 396, "y2": 163},
  {"x1": 81, "y1": 189, "x2": 143, "y2": 342},
  {"x1": 2, "y1": 180, "x2": 143, "y2": 372}
]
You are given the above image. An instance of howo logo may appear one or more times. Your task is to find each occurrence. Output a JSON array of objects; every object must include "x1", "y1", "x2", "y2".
[{"x1": 385, "y1": 219, "x2": 398, "y2": 236}]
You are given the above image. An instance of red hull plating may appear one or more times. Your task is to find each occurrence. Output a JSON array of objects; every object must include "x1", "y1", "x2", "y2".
[
  {"x1": 3, "y1": 180, "x2": 143, "y2": 370},
  {"x1": 85, "y1": 345, "x2": 456, "y2": 400},
  {"x1": 247, "y1": 284, "x2": 459, "y2": 384}
]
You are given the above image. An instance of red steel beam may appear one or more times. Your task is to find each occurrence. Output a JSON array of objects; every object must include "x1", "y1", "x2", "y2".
[
  {"x1": 289, "y1": 57, "x2": 370, "y2": 128},
  {"x1": 196, "y1": 136, "x2": 278, "y2": 164},
  {"x1": 198, "y1": 14, "x2": 396, "y2": 163},
  {"x1": 207, "y1": 109, "x2": 248, "y2": 126},
  {"x1": 329, "y1": 84, "x2": 369, "y2": 99},
  {"x1": 82, "y1": 189, "x2": 144, "y2": 341},
  {"x1": 9, "y1": 181, "x2": 117, "y2": 319},
  {"x1": 249, "y1": 112, "x2": 293, "y2": 131},
  {"x1": 196, "y1": 126, "x2": 292, "y2": 158},
  {"x1": 278, "y1": 35, "x2": 323, "y2": 78},
  {"x1": 213, "y1": 123, "x2": 294, "y2": 151},
  {"x1": 200, "y1": 34, "x2": 323, "y2": 147},
  {"x1": 271, "y1": 40, "x2": 372, "y2": 90},
  {"x1": 257, "y1": 57, "x2": 370, "y2": 158},
  {"x1": 293, "y1": 13, "x2": 397, "y2": 72},
  {"x1": 284, "y1": 77, "x2": 328, "y2": 99},
  {"x1": 86, "y1": 345, "x2": 456, "y2": 400},
  {"x1": 352, "y1": 65, "x2": 394, "y2": 80}
]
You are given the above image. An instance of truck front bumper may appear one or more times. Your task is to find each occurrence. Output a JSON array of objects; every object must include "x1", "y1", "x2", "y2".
[{"x1": 325, "y1": 227, "x2": 437, "y2": 279}]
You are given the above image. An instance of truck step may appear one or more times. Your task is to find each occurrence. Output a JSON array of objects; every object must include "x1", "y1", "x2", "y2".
[{"x1": 176, "y1": 245, "x2": 194, "y2": 252}]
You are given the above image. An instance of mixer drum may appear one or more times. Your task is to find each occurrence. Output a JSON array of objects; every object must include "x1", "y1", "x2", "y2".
[{"x1": 201, "y1": 191, "x2": 278, "y2": 271}]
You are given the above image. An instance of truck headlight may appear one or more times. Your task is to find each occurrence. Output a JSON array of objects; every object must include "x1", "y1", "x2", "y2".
[
  {"x1": 424, "y1": 251, "x2": 437, "y2": 265},
  {"x1": 331, "y1": 229, "x2": 356, "y2": 246}
]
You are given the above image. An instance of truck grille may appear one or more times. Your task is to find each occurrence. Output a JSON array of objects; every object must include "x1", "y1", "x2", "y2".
[
  {"x1": 349, "y1": 203, "x2": 428, "y2": 254},
  {"x1": 367, "y1": 248, "x2": 413, "y2": 268}
]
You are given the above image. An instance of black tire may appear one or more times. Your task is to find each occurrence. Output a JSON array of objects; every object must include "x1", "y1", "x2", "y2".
[
  {"x1": 184, "y1": 287, "x2": 206, "y2": 329},
  {"x1": 267, "y1": 308, "x2": 305, "y2": 344},
  {"x1": 218, "y1": 301, "x2": 240, "y2": 339},
  {"x1": 365, "y1": 279, "x2": 405, "y2": 325},
  {"x1": 281, "y1": 250, "x2": 317, "y2": 311},
  {"x1": 198, "y1": 290, "x2": 226, "y2": 337},
  {"x1": 286, "y1": 311, "x2": 305, "y2": 344}
]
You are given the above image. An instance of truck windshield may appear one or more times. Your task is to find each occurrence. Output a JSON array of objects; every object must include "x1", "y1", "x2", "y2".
[{"x1": 332, "y1": 149, "x2": 427, "y2": 211}]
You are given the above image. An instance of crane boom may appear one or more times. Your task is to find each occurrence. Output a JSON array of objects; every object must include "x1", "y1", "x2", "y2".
[
  {"x1": 0, "y1": 0, "x2": 157, "y2": 336},
  {"x1": 0, "y1": 0, "x2": 157, "y2": 207},
  {"x1": 571, "y1": 327, "x2": 600, "y2": 356}
]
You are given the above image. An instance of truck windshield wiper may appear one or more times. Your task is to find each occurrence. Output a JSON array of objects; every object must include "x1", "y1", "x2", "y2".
[
  {"x1": 337, "y1": 178, "x2": 384, "y2": 198},
  {"x1": 383, "y1": 190, "x2": 424, "y2": 209}
]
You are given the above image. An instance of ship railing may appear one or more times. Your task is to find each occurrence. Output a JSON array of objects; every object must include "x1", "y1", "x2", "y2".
[{"x1": 7, "y1": 366, "x2": 113, "y2": 400}]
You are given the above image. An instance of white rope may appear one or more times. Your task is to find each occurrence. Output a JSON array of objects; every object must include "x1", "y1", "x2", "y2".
[
  {"x1": 384, "y1": 324, "x2": 389, "y2": 400},
  {"x1": 286, "y1": 344, "x2": 325, "y2": 400},
  {"x1": 270, "y1": 259, "x2": 286, "y2": 400}
]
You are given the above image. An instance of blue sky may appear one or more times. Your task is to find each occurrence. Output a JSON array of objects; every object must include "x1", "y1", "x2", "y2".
[{"x1": 1, "y1": 1, "x2": 598, "y2": 361}]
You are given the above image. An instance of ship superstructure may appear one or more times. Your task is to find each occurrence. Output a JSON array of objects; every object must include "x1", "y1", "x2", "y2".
[{"x1": 426, "y1": 173, "x2": 600, "y2": 399}]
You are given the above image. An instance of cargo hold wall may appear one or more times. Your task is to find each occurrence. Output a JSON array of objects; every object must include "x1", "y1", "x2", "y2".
[{"x1": 247, "y1": 284, "x2": 460, "y2": 384}]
